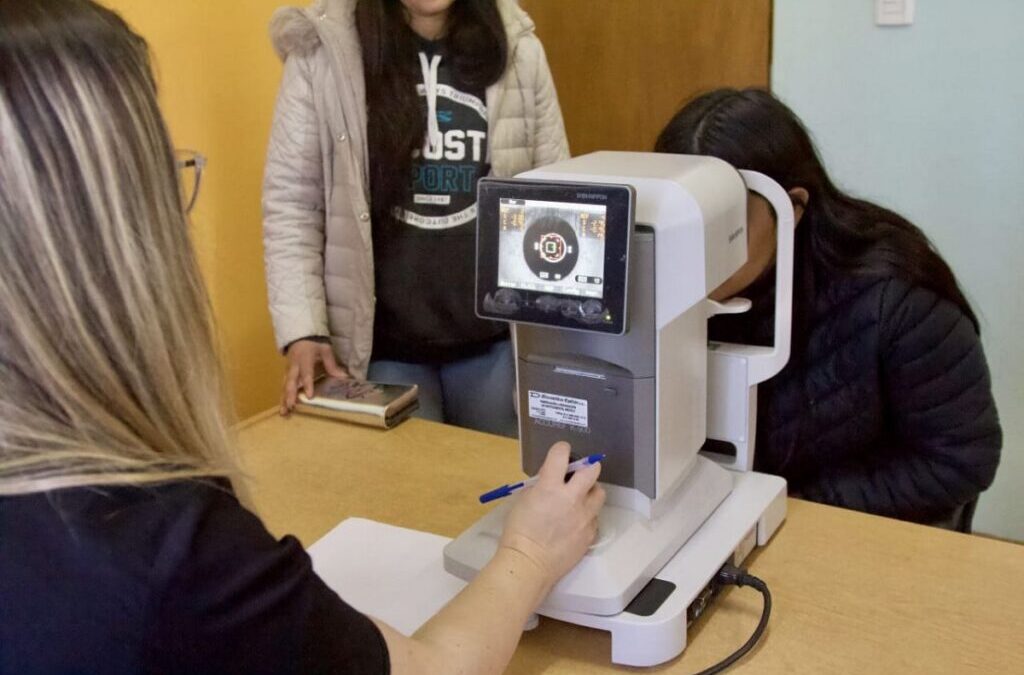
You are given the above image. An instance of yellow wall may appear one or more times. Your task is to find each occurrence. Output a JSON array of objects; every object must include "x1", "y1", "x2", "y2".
[{"x1": 103, "y1": 0, "x2": 287, "y2": 418}]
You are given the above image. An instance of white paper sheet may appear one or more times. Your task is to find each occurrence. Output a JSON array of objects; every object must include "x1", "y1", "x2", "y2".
[{"x1": 308, "y1": 518, "x2": 466, "y2": 635}]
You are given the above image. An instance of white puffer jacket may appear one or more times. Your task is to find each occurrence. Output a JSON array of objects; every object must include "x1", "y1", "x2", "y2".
[{"x1": 263, "y1": 0, "x2": 570, "y2": 378}]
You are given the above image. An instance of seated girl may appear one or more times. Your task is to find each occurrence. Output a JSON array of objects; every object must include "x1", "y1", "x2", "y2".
[{"x1": 655, "y1": 88, "x2": 1001, "y2": 529}]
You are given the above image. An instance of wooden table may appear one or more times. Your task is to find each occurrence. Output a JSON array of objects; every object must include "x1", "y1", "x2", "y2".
[{"x1": 239, "y1": 412, "x2": 1024, "y2": 674}]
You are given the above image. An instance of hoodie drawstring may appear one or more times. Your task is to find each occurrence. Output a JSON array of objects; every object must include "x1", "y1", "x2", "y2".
[{"x1": 418, "y1": 51, "x2": 443, "y2": 155}]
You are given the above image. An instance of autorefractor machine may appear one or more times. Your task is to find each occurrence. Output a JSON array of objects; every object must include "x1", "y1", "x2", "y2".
[{"x1": 443, "y1": 151, "x2": 794, "y2": 667}]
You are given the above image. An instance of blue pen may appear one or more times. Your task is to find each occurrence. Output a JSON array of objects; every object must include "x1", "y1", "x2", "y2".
[{"x1": 479, "y1": 454, "x2": 606, "y2": 504}]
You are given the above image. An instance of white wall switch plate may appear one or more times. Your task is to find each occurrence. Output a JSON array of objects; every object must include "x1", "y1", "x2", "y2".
[{"x1": 876, "y1": 0, "x2": 916, "y2": 26}]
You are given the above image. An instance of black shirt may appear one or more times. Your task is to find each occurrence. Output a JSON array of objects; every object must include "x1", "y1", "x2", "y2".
[
  {"x1": 0, "y1": 481, "x2": 389, "y2": 674},
  {"x1": 372, "y1": 38, "x2": 506, "y2": 363}
]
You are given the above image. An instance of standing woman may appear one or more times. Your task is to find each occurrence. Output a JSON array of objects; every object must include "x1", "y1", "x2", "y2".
[
  {"x1": 264, "y1": 0, "x2": 569, "y2": 435},
  {"x1": 655, "y1": 89, "x2": 1001, "y2": 529}
]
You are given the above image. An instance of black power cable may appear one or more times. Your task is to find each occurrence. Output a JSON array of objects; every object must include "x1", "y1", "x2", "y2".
[{"x1": 690, "y1": 563, "x2": 772, "y2": 675}]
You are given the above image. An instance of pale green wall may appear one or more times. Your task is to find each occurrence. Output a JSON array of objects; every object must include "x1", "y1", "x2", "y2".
[{"x1": 773, "y1": 0, "x2": 1023, "y2": 539}]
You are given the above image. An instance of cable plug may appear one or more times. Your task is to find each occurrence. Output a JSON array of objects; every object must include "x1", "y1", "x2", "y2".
[
  {"x1": 714, "y1": 562, "x2": 769, "y2": 593},
  {"x1": 715, "y1": 563, "x2": 746, "y2": 586},
  {"x1": 691, "y1": 563, "x2": 773, "y2": 675}
]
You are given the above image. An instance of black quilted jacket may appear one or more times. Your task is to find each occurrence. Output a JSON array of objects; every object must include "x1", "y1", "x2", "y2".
[{"x1": 709, "y1": 270, "x2": 1002, "y2": 525}]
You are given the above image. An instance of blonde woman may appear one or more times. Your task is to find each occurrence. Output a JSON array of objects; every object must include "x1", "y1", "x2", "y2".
[{"x1": 0, "y1": 1, "x2": 603, "y2": 673}]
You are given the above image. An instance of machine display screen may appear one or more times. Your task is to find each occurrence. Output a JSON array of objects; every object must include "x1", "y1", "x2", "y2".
[
  {"x1": 476, "y1": 178, "x2": 633, "y2": 334},
  {"x1": 497, "y1": 198, "x2": 607, "y2": 299}
]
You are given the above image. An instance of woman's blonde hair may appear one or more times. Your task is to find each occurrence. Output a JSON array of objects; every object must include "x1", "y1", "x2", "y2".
[{"x1": 0, "y1": 0, "x2": 241, "y2": 495}]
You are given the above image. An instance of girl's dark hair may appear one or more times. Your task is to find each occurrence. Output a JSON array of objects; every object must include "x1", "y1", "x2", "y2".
[
  {"x1": 356, "y1": 0, "x2": 507, "y2": 223},
  {"x1": 655, "y1": 88, "x2": 979, "y2": 343}
]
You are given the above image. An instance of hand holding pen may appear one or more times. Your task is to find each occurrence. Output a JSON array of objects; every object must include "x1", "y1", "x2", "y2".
[
  {"x1": 497, "y1": 442, "x2": 607, "y2": 582},
  {"x1": 480, "y1": 453, "x2": 606, "y2": 503}
]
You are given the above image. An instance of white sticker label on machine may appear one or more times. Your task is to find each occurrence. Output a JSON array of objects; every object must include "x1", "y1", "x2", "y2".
[{"x1": 528, "y1": 391, "x2": 588, "y2": 428}]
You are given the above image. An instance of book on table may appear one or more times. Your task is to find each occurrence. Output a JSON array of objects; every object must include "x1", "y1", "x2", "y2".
[{"x1": 296, "y1": 377, "x2": 419, "y2": 429}]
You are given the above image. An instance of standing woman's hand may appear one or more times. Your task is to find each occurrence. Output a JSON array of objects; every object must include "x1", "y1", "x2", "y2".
[{"x1": 281, "y1": 339, "x2": 349, "y2": 415}]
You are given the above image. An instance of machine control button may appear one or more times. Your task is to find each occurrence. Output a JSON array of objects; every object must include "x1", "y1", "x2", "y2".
[
  {"x1": 483, "y1": 289, "x2": 522, "y2": 315},
  {"x1": 579, "y1": 299, "x2": 605, "y2": 324},
  {"x1": 535, "y1": 295, "x2": 560, "y2": 313}
]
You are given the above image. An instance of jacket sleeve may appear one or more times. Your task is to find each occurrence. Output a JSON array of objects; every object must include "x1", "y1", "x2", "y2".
[
  {"x1": 526, "y1": 36, "x2": 570, "y2": 165},
  {"x1": 262, "y1": 52, "x2": 330, "y2": 352},
  {"x1": 800, "y1": 280, "x2": 1002, "y2": 523}
]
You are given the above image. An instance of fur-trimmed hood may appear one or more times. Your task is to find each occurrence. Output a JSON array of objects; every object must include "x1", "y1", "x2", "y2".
[{"x1": 269, "y1": 0, "x2": 535, "y2": 61}]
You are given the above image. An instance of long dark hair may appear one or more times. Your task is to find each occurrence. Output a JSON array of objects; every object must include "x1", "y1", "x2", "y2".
[
  {"x1": 654, "y1": 88, "x2": 979, "y2": 345},
  {"x1": 356, "y1": 0, "x2": 507, "y2": 224}
]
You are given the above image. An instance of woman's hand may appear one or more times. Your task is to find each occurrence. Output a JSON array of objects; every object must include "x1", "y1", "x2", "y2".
[
  {"x1": 378, "y1": 441, "x2": 605, "y2": 675},
  {"x1": 499, "y1": 442, "x2": 606, "y2": 588},
  {"x1": 280, "y1": 339, "x2": 349, "y2": 415}
]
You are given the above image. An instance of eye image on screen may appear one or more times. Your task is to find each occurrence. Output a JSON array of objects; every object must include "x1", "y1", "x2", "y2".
[{"x1": 497, "y1": 198, "x2": 607, "y2": 298}]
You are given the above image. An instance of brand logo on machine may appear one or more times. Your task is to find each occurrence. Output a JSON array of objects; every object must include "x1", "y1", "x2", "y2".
[
  {"x1": 728, "y1": 227, "x2": 744, "y2": 243},
  {"x1": 575, "y1": 192, "x2": 608, "y2": 201}
]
